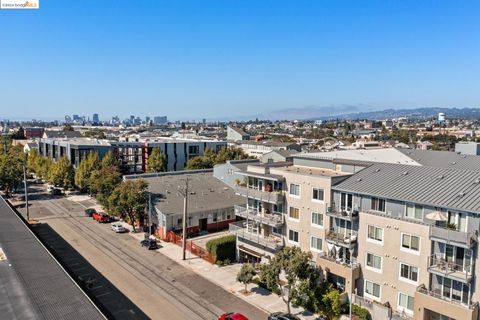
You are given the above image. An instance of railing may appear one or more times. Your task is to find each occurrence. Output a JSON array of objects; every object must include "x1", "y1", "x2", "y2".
[
  {"x1": 416, "y1": 284, "x2": 479, "y2": 310},
  {"x1": 229, "y1": 221, "x2": 284, "y2": 250},
  {"x1": 234, "y1": 205, "x2": 284, "y2": 226},
  {"x1": 234, "y1": 185, "x2": 284, "y2": 203},
  {"x1": 430, "y1": 225, "x2": 477, "y2": 247},
  {"x1": 427, "y1": 254, "x2": 473, "y2": 283},
  {"x1": 325, "y1": 228, "x2": 358, "y2": 247},
  {"x1": 326, "y1": 203, "x2": 359, "y2": 220},
  {"x1": 317, "y1": 251, "x2": 360, "y2": 269}
]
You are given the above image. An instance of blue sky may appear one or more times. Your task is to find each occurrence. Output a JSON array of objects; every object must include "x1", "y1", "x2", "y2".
[{"x1": 1, "y1": 0, "x2": 479, "y2": 121}]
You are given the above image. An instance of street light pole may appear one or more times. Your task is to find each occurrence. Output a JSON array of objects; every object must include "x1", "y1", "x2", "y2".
[
  {"x1": 349, "y1": 257, "x2": 353, "y2": 320},
  {"x1": 148, "y1": 192, "x2": 152, "y2": 237},
  {"x1": 22, "y1": 159, "x2": 29, "y2": 221}
]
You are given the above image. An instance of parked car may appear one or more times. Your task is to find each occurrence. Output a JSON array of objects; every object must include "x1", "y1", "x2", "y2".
[
  {"x1": 50, "y1": 188, "x2": 63, "y2": 195},
  {"x1": 84, "y1": 208, "x2": 96, "y2": 217},
  {"x1": 268, "y1": 313, "x2": 300, "y2": 320},
  {"x1": 111, "y1": 223, "x2": 126, "y2": 233},
  {"x1": 218, "y1": 313, "x2": 249, "y2": 320},
  {"x1": 92, "y1": 212, "x2": 110, "y2": 223},
  {"x1": 140, "y1": 239, "x2": 158, "y2": 250}
]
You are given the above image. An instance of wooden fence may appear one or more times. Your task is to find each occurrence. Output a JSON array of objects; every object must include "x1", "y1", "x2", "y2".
[{"x1": 165, "y1": 231, "x2": 216, "y2": 264}]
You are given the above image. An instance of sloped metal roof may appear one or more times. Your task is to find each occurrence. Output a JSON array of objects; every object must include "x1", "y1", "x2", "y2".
[
  {"x1": 333, "y1": 163, "x2": 480, "y2": 213},
  {"x1": 396, "y1": 148, "x2": 480, "y2": 171}
]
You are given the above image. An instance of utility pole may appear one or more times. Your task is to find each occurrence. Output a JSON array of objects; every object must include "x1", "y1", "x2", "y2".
[
  {"x1": 148, "y1": 192, "x2": 152, "y2": 237},
  {"x1": 22, "y1": 159, "x2": 29, "y2": 221},
  {"x1": 178, "y1": 176, "x2": 189, "y2": 260}
]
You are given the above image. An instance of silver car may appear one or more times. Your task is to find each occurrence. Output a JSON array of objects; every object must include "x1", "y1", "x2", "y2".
[{"x1": 111, "y1": 223, "x2": 126, "y2": 233}]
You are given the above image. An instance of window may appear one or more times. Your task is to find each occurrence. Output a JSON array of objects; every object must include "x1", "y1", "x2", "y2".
[
  {"x1": 188, "y1": 145, "x2": 200, "y2": 154},
  {"x1": 310, "y1": 236, "x2": 322, "y2": 251},
  {"x1": 227, "y1": 168, "x2": 234, "y2": 175},
  {"x1": 365, "y1": 280, "x2": 381, "y2": 298},
  {"x1": 367, "y1": 225, "x2": 383, "y2": 242},
  {"x1": 371, "y1": 197, "x2": 386, "y2": 212},
  {"x1": 311, "y1": 212, "x2": 323, "y2": 227},
  {"x1": 399, "y1": 263, "x2": 418, "y2": 283},
  {"x1": 366, "y1": 253, "x2": 382, "y2": 270},
  {"x1": 289, "y1": 183, "x2": 300, "y2": 196},
  {"x1": 289, "y1": 207, "x2": 300, "y2": 219},
  {"x1": 289, "y1": 230, "x2": 299, "y2": 243},
  {"x1": 401, "y1": 234, "x2": 420, "y2": 252},
  {"x1": 340, "y1": 193, "x2": 353, "y2": 211},
  {"x1": 312, "y1": 188, "x2": 324, "y2": 201},
  {"x1": 406, "y1": 204, "x2": 423, "y2": 220},
  {"x1": 398, "y1": 292, "x2": 414, "y2": 312}
]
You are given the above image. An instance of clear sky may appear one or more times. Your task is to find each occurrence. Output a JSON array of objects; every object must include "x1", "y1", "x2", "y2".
[{"x1": 1, "y1": 0, "x2": 479, "y2": 121}]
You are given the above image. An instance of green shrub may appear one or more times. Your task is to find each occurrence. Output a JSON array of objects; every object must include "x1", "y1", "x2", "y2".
[
  {"x1": 206, "y1": 235, "x2": 236, "y2": 262},
  {"x1": 352, "y1": 304, "x2": 372, "y2": 320}
]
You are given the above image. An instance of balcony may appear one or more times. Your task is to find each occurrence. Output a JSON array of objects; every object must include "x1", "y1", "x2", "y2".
[
  {"x1": 316, "y1": 252, "x2": 360, "y2": 295},
  {"x1": 427, "y1": 254, "x2": 474, "y2": 283},
  {"x1": 429, "y1": 225, "x2": 477, "y2": 248},
  {"x1": 234, "y1": 185, "x2": 284, "y2": 204},
  {"x1": 325, "y1": 228, "x2": 358, "y2": 249},
  {"x1": 414, "y1": 285, "x2": 479, "y2": 320},
  {"x1": 326, "y1": 204, "x2": 359, "y2": 222},
  {"x1": 229, "y1": 221, "x2": 284, "y2": 251},
  {"x1": 234, "y1": 205, "x2": 284, "y2": 227}
]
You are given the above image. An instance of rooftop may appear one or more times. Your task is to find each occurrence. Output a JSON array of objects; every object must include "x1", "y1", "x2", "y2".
[
  {"x1": 0, "y1": 197, "x2": 105, "y2": 320},
  {"x1": 333, "y1": 163, "x2": 480, "y2": 214},
  {"x1": 298, "y1": 148, "x2": 421, "y2": 165},
  {"x1": 135, "y1": 171, "x2": 245, "y2": 215},
  {"x1": 396, "y1": 148, "x2": 480, "y2": 171},
  {"x1": 274, "y1": 165, "x2": 351, "y2": 178}
]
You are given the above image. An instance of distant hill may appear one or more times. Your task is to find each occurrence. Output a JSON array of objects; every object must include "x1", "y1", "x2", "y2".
[{"x1": 313, "y1": 107, "x2": 480, "y2": 121}]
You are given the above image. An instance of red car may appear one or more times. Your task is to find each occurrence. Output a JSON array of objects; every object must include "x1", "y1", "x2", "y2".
[
  {"x1": 218, "y1": 313, "x2": 249, "y2": 320},
  {"x1": 92, "y1": 212, "x2": 110, "y2": 223}
]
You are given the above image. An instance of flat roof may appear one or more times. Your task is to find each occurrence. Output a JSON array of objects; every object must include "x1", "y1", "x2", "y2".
[
  {"x1": 139, "y1": 172, "x2": 245, "y2": 215},
  {"x1": 0, "y1": 197, "x2": 105, "y2": 320},
  {"x1": 273, "y1": 165, "x2": 351, "y2": 178}
]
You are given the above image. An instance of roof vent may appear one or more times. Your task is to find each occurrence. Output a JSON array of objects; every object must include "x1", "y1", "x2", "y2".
[
  {"x1": 458, "y1": 192, "x2": 466, "y2": 197},
  {"x1": 403, "y1": 171, "x2": 409, "y2": 175},
  {"x1": 375, "y1": 168, "x2": 381, "y2": 173},
  {"x1": 438, "y1": 174, "x2": 445, "y2": 180},
  {"x1": 452, "y1": 161, "x2": 457, "y2": 165},
  {"x1": 357, "y1": 178, "x2": 362, "y2": 182},
  {"x1": 474, "y1": 178, "x2": 480, "y2": 184}
]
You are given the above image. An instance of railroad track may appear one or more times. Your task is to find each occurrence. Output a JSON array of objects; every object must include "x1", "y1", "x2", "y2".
[{"x1": 42, "y1": 199, "x2": 220, "y2": 320}]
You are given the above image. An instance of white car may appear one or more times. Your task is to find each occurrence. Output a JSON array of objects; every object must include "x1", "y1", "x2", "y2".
[{"x1": 111, "y1": 223, "x2": 126, "y2": 233}]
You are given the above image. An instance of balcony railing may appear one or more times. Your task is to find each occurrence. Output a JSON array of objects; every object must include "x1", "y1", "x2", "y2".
[
  {"x1": 416, "y1": 284, "x2": 478, "y2": 310},
  {"x1": 234, "y1": 185, "x2": 284, "y2": 204},
  {"x1": 427, "y1": 254, "x2": 474, "y2": 283},
  {"x1": 229, "y1": 221, "x2": 284, "y2": 251},
  {"x1": 326, "y1": 203, "x2": 359, "y2": 221},
  {"x1": 317, "y1": 251, "x2": 360, "y2": 270},
  {"x1": 430, "y1": 225, "x2": 477, "y2": 248},
  {"x1": 234, "y1": 205, "x2": 284, "y2": 227},
  {"x1": 325, "y1": 228, "x2": 358, "y2": 248}
]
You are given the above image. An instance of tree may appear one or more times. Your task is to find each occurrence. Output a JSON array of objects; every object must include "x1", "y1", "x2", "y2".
[
  {"x1": 186, "y1": 146, "x2": 252, "y2": 170},
  {"x1": 75, "y1": 152, "x2": 100, "y2": 192},
  {"x1": 108, "y1": 179, "x2": 148, "y2": 232},
  {"x1": 48, "y1": 156, "x2": 75, "y2": 189},
  {"x1": 258, "y1": 246, "x2": 314, "y2": 314},
  {"x1": 320, "y1": 289, "x2": 342, "y2": 320},
  {"x1": 101, "y1": 151, "x2": 119, "y2": 169},
  {"x1": 26, "y1": 149, "x2": 41, "y2": 174},
  {"x1": 62, "y1": 124, "x2": 74, "y2": 132},
  {"x1": 147, "y1": 147, "x2": 166, "y2": 172},
  {"x1": 186, "y1": 156, "x2": 214, "y2": 170},
  {"x1": 236, "y1": 263, "x2": 257, "y2": 293},
  {"x1": 0, "y1": 151, "x2": 23, "y2": 197},
  {"x1": 89, "y1": 165, "x2": 122, "y2": 208}
]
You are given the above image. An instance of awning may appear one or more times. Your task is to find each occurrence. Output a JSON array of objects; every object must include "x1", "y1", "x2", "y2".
[
  {"x1": 237, "y1": 171, "x2": 284, "y2": 182},
  {"x1": 238, "y1": 245, "x2": 263, "y2": 258}
]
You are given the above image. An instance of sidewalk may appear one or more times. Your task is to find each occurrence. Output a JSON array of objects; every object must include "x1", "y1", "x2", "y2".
[{"x1": 126, "y1": 227, "x2": 319, "y2": 319}]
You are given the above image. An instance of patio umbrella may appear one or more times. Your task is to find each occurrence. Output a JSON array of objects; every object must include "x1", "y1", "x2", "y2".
[{"x1": 425, "y1": 210, "x2": 448, "y2": 221}]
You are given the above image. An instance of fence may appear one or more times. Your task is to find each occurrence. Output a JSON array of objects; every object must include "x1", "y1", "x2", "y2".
[
  {"x1": 165, "y1": 231, "x2": 216, "y2": 264},
  {"x1": 353, "y1": 294, "x2": 393, "y2": 320}
]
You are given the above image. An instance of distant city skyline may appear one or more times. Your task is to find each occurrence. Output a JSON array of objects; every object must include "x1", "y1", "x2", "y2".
[{"x1": 1, "y1": 1, "x2": 479, "y2": 120}]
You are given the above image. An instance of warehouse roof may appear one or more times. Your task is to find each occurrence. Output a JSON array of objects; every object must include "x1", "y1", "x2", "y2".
[
  {"x1": 333, "y1": 163, "x2": 480, "y2": 213},
  {"x1": 0, "y1": 197, "x2": 105, "y2": 320}
]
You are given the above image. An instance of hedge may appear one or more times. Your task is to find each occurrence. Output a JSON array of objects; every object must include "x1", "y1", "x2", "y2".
[
  {"x1": 206, "y1": 235, "x2": 236, "y2": 262},
  {"x1": 352, "y1": 304, "x2": 372, "y2": 320}
]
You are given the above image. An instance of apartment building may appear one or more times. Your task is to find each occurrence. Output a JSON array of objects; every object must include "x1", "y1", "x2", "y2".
[{"x1": 225, "y1": 149, "x2": 480, "y2": 320}]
